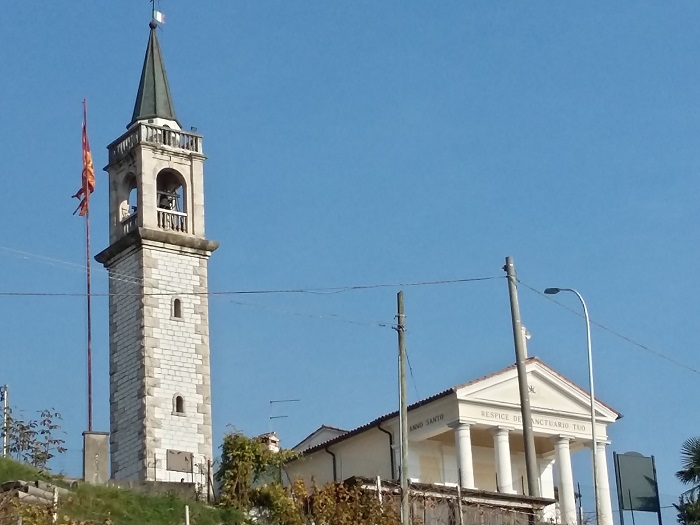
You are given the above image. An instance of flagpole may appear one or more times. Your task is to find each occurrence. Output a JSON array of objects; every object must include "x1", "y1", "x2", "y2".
[{"x1": 84, "y1": 99, "x2": 93, "y2": 433}]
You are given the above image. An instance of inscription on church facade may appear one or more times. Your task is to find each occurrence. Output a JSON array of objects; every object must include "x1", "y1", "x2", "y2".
[
  {"x1": 409, "y1": 413, "x2": 444, "y2": 432},
  {"x1": 480, "y1": 410, "x2": 586, "y2": 432}
]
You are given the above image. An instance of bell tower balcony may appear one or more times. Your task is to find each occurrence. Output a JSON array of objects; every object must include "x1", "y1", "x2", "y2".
[{"x1": 108, "y1": 122, "x2": 203, "y2": 165}]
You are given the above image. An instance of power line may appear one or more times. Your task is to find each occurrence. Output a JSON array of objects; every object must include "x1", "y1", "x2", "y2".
[
  {"x1": 518, "y1": 279, "x2": 700, "y2": 377},
  {"x1": 0, "y1": 245, "x2": 148, "y2": 289},
  {"x1": 0, "y1": 276, "x2": 504, "y2": 298},
  {"x1": 229, "y1": 299, "x2": 393, "y2": 329},
  {"x1": 405, "y1": 346, "x2": 420, "y2": 400}
]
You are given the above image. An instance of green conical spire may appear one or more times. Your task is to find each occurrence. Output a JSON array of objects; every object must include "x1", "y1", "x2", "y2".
[{"x1": 129, "y1": 21, "x2": 180, "y2": 128}]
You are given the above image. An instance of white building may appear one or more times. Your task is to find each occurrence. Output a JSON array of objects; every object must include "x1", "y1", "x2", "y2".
[
  {"x1": 96, "y1": 20, "x2": 218, "y2": 484},
  {"x1": 286, "y1": 357, "x2": 620, "y2": 525}
]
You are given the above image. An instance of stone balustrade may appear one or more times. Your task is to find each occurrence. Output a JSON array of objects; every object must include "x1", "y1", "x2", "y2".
[
  {"x1": 121, "y1": 213, "x2": 138, "y2": 236},
  {"x1": 108, "y1": 123, "x2": 203, "y2": 164},
  {"x1": 157, "y1": 209, "x2": 188, "y2": 233}
]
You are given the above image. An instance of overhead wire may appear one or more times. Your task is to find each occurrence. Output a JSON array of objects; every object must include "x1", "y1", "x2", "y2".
[
  {"x1": 0, "y1": 276, "x2": 505, "y2": 298},
  {"x1": 6, "y1": 243, "x2": 694, "y2": 381},
  {"x1": 0, "y1": 245, "x2": 147, "y2": 288},
  {"x1": 405, "y1": 346, "x2": 420, "y2": 400},
  {"x1": 518, "y1": 279, "x2": 700, "y2": 376},
  {"x1": 0, "y1": 246, "x2": 504, "y2": 296},
  {"x1": 229, "y1": 299, "x2": 393, "y2": 329}
]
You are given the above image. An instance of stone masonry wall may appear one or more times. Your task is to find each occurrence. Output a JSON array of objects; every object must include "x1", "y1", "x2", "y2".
[
  {"x1": 108, "y1": 246, "x2": 147, "y2": 480},
  {"x1": 107, "y1": 238, "x2": 213, "y2": 485},
  {"x1": 141, "y1": 241, "x2": 213, "y2": 484}
]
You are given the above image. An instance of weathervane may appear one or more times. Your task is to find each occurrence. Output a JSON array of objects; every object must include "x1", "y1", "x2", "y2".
[{"x1": 150, "y1": 0, "x2": 165, "y2": 24}]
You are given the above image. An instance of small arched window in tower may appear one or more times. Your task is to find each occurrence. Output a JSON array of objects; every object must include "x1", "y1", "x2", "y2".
[
  {"x1": 156, "y1": 170, "x2": 187, "y2": 233},
  {"x1": 174, "y1": 395, "x2": 185, "y2": 415},
  {"x1": 172, "y1": 298, "x2": 182, "y2": 319}
]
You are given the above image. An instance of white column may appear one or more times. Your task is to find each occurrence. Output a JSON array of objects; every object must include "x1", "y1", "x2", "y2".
[
  {"x1": 492, "y1": 427, "x2": 515, "y2": 494},
  {"x1": 539, "y1": 460, "x2": 558, "y2": 523},
  {"x1": 595, "y1": 442, "x2": 614, "y2": 525},
  {"x1": 451, "y1": 420, "x2": 475, "y2": 489},
  {"x1": 553, "y1": 436, "x2": 577, "y2": 525}
]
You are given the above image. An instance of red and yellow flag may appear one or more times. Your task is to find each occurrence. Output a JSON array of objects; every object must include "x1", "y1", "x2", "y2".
[{"x1": 73, "y1": 100, "x2": 95, "y2": 216}]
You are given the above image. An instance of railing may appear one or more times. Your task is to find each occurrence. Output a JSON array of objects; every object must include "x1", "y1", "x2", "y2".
[
  {"x1": 121, "y1": 213, "x2": 139, "y2": 235},
  {"x1": 157, "y1": 209, "x2": 188, "y2": 233},
  {"x1": 108, "y1": 123, "x2": 203, "y2": 164}
]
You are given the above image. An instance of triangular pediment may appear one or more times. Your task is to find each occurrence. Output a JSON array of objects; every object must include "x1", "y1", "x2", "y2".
[{"x1": 456, "y1": 358, "x2": 619, "y2": 422}]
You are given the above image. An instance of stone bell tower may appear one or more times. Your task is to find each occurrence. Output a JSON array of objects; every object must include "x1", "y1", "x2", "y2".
[{"x1": 96, "y1": 21, "x2": 218, "y2": 483}]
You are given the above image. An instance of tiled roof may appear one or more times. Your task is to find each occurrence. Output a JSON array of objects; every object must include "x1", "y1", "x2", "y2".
[{"x1": 297, "y1": 388, "x2": 456, "y2": 456}]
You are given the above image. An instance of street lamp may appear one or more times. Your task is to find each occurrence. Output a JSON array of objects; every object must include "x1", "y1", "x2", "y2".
[{"x1": 544, "y1": 287, "x2": 600, "y2": 525}]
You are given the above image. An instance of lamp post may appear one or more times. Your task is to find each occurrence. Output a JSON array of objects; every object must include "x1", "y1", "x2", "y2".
[{"x1": 544, "y1": 287, "x2": 599, "y2": 525}]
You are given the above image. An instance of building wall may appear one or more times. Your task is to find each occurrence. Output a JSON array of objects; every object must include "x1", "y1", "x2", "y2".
[
  {"x1": 334, "y1": 429, "x2": 393, "y2": 482},
  {"x1": 408, "y1": 440, "x2": 532, "y2": 492},
  {"x1": 107, "y1": 239, "x2": 213, "y2": 484},
  {"x1": 286, "y1": 449, "x2": 335, "y2": 486},
  {"x1": 408, "y1": 440, "x2": 454, "y2": 484},
  {"x1": 108, "y1": 246, "x2": 147, "y2": 480},
  {"x1": 142, "y1": 242, "x2": 213, "y2": 484},
  {"x1": 287, "y1": 426, "x2": 558, "y2": 503},
  {"x1": 287, "y1": 429, "x2": 392, "y2": 486}
]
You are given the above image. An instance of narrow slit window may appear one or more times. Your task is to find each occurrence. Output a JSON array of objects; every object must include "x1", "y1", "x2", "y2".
[
  {"x1": 173, "y1": 298, "x2": 182, "y2": 318},
  {"x1": 174, "y1": 395, "x2": 185, "y2": 414}
]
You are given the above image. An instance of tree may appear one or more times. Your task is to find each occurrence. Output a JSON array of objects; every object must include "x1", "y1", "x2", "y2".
[
  {"x1": 675, "y1": 493, "x2": 700, "y2": 525},
  {"x1": 215, "y1": 430, "x2": 296, "y2": 510},
  {"x1": 678, "y1": 437, "x2": 700, "y2": 493},
  {"x1": 1, "y1": 407, "x2": 66, "y2": 469},
  {"x1": 32, "y1": 409, "x2": 68, "y2": 469},
  {"x1": 215, "y1": 431, "x2": 399, "y2": 525},
  {"x1": 676, "y1": 437, "x2": 700, "y2": 525}
]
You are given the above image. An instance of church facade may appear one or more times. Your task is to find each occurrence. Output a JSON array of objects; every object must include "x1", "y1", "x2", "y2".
[
  {"x1": 96, "y1": 21, "x2": 218, "y2": 485},
  {"x1": 286, "y1": 357, "x2": 620, "y2": 525}
]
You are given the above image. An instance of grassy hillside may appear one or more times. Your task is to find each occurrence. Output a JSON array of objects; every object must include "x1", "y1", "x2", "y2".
[
  {"x1": 0, "y1": 456, "x2": 56, "y2": 484},
  {"x1": 0, "y1": 457, "x2": 243, "y2": 525}
]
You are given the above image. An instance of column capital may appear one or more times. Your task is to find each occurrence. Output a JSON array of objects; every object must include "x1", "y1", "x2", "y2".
[
  {"x1": 490, "y1": 425, "x2": 515, "y2": 436},
  {"x1": 584, "y1": 439, "x2": 611, "y2": 448},
  {"x1": 551, "y1": 434, "x2": 576, "y2": 444},
  {"x1": 448, "y1": 418, "x2": 476, "y2": 430}
]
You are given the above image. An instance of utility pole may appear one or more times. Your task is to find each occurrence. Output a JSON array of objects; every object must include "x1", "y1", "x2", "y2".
[
  {"x1": 1, "y1": 385, "x2": 7, "y2": 458},
  {"x1": 395, "y1": 291, "x2": 410, "y2": 525},
  {"x1": 503, "y1": 256, "x2": 540, "y2": 497}
]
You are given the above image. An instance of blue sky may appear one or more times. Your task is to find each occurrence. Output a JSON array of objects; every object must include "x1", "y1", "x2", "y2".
[{"x1": 1, "y1": 1, "x2": 699, "y2": 522}]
